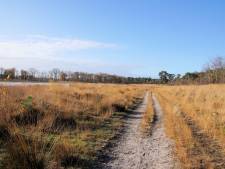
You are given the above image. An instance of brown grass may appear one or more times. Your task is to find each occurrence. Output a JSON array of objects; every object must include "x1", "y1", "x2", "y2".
[
  {"x1": 153, "y1": 84, "x2": 225, "y2": 169},
  {"x1": 6, "y1": 83, "x2": 225, "y2": 168},
  {"x1": 141, "y1": 92, "x2": 154, "y2": 134},
  {"x1": 0, "y1": 83, "x2": 146, "y2": 168}
]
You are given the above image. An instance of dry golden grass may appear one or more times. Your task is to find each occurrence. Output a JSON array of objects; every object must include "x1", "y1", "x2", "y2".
[
  {"x1": 0, "y1": 83, "x2": 146, "y2": 169},
  {"x1": 141, "y1": 92, "x2": 154, "y2": 134},
  {"x1": 5, "y1": 83, "x2": 225, "y2": 168},
  {"x1": 153, "y1": 89, "x2": 196, "y2": 168},
  {"x1": 153, "y1": 84, "x2": 225, "y2": 169}
]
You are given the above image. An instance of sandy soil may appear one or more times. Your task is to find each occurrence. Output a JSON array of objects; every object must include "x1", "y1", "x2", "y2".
[
  {"x1": 0, "y1": 82, "x2": 49, "y2": 86},
  {"x1": 102, "y1": 93, "x2": 179, "y2": 169}
]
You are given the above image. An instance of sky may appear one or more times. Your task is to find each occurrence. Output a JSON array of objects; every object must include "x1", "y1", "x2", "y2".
[{"x1": 1, "y1": 0, "x2": 225, "y2": 77}]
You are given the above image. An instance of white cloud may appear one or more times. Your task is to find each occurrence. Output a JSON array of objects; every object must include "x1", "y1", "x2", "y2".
[
  {"x1": 0, "y1": 56, "x2": 137, "y2": 76},
  {"x1": 0, "y1": 35, "x2": 139, "y2": 76},
  {"x1": 0, "y1": 35, "x2": 117, "y2": 59}
]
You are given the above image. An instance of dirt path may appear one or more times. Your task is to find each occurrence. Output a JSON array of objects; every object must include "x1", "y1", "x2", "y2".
[{"x1": 102, "y1": 93, "x2": 179, "y2": 169}]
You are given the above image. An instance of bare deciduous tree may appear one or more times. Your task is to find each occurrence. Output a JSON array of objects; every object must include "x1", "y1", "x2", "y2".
[
  {"x1": 49, "y1": 68, "x2": 60, "y2": 80},
  {"x1": 0, "y1": 68, "x2": 4, "y2": 78},
  {"x1": 29, "y1": 68, "x2": 38, "y2": 79},
  {"x1": 21, "y1": 70, "x2": 29, "y2": 80}
]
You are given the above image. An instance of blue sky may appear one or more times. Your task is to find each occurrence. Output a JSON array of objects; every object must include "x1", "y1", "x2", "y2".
[{"x1": 1, "y1": 0, "x2": 225, "y2": 77}]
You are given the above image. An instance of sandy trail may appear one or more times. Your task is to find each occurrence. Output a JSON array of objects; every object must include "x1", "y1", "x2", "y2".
[{"x1": 102, "y1": 93, "x2": 179, "y2": 169}]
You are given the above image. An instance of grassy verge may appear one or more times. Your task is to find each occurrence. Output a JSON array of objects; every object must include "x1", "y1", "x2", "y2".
[
  {"x1": 140, "y1": 92, "x2": 154, "y2": 135},
  {"x1": 153, "y1": 85, "x2": 225, "y2": 169},
  {"x1": 154, "y1": 91, "x2": 197, "y2": 168}
]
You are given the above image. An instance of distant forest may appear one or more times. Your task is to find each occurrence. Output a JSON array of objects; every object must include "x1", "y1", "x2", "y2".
[
  {"x1": 0, "y1": 67, "x2": 154, "y2": 84},
  {"x1": 1, "y1": 57, "x2": 225, "y2": 84}
]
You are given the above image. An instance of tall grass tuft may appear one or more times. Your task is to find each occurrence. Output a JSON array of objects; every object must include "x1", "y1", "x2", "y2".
[{"x1": 3, "y1": 129, "x2": 58, "y2": 169}]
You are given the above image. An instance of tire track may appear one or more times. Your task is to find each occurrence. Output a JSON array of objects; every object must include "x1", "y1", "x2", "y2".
[
  {"x1": 181, "y1": 112, "x2": 225, "y2": 169},
  {"x1": 102, "y1": 93, "x2": 179, "y2": 169}
]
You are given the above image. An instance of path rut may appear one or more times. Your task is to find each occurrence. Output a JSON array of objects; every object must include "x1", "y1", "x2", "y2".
[{"x1": 102, "y1": 93, "x2": 179, "y2": 169}]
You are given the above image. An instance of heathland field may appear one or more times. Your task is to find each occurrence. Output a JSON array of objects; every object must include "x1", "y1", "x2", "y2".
[
  {"x1": 0, "y1": 83, "x2": 146, "y2": 169},
  {"x1": 1, "y1": 83, "x2": 225, "y2": 169},
  {"x1": 153, "y1": 85, "x2": 225, "y2": 169}
]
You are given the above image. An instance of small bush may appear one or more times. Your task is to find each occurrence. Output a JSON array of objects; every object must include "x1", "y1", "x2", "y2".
[
  {"x1": 21, "y1": 96, "x2": 33, "y2": 109},
  {"x1": 13, "y1": 96, "x2": 44, "y2": 126},
  {"x1": 112, "y1": 103, "x2": 126, "y2": 112},
  {"x1": 4, "y1": 134, "x2": 47, "y2": 169},
  {"x1": 14, "y1": 108, "x2": 44, "y2": 126},
  {"x1": 0, "y1": 124, "x2": 10, "y2": 142},
  {"x1": 51, "y1": 115, "x2": 76, "y2": 131}
]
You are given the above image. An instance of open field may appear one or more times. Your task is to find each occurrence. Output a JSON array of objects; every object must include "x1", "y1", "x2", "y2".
[
  {"x1": 1, "y1": 83, "x2": 225, "y2": 169},
  {"x1": 153, "y1": 85, "x2": 225, "y2": 169},
  {"x1": 2, "y1": 1, "x2": 225, "y2": 168},
  {"x1": 0, "y1": 83, "x2": 147, "y2": 169}
]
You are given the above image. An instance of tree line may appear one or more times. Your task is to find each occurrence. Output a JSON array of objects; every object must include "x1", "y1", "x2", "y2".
[
  {"x1": 1, "y1": 57, "x2": 225, "y2": 84},
  {"x1": 0, "y1": 67, "x2": 154, "y2": 84},
  {"x1": 158, "y1": 57, "x2": 225, "y2": 84}
]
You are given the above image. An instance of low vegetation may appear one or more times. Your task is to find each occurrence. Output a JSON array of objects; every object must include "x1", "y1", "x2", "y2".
[
  {"x1": 153, "y1": 85, "x2": 225, "y2": 169},
  {"x1": 141, "y1": 92, "x2": 154, "y2": 134},
  {"x1": 0, "y1": 83, "x2": 145, "y2": 169},
  {"x1": 3, "y1": 82, "x2": 225, "y2": 169}
]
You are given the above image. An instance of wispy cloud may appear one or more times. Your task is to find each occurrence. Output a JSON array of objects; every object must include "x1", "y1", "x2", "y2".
[
  {"x1": 0, "y1": 35, "x2": 139, "y2": 76},
  {"x1": 0, "y1": 35, "x2": 118, "y2": 59}
]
